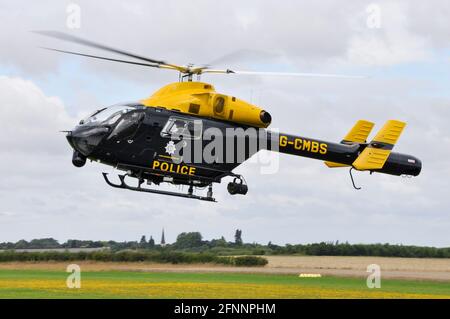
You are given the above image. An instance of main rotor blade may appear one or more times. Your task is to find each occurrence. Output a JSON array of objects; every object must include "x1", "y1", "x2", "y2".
[
  {"x1": 40, "y1": 47, "x2": 176, "y2": 69},
  {"x1": 203, "y1": 69, "x2": 366, "y2": 79},
  {"x1": 34, "y1": 30, "x2": 185, "y2": 71}
]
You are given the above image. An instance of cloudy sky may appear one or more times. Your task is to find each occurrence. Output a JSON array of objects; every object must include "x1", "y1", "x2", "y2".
[{"x1": 0, "y1": 0, "x2": 449, "y2": 246}]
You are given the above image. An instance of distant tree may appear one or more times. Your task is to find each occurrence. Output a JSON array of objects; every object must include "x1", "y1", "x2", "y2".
[
  {"x1": 64, "y1": 239, "x2": 100, "y2": 249},
  {"x1": 210, "y1": 236, "x2": 227, "y2": 248},
  {"x1": 218, "y1": 236, "x2": 227, "y2": 247},
  {"x1": 175, "y1": 232, "x2": 202, "y2": 249},
  {"x1": 234, "y1": 229, "x2": 243, "y2": 245},
  {"x1": 65, "y1": 240, "x2": 79, "y2": 248},
  {"x1": 29, "y1": 238, "x2": 59, "y2": 249},
  {"x1": 14, "y1": 240, "x2": 29, "y2": 249},
  {"x1": 139, "y1": 235, "x2": 147, "y2": 248},
  {"x1": 148, "y1": 236, "x2": 155, "y2": 248}
]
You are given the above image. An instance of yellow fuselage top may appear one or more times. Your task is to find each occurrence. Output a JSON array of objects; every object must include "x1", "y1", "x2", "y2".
[{"x1": 141, "y1": 82, "x2": 271, "y2": 128}]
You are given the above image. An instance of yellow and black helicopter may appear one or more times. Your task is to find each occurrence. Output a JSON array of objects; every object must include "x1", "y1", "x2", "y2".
[{"x1": 37, "y1": 31, "x2": 421, "y2": 202}]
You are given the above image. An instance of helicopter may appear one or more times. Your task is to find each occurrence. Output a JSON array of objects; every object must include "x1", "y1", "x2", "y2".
[{"x1": 36, "y1": 31, "x2": 422, "y2": 202}]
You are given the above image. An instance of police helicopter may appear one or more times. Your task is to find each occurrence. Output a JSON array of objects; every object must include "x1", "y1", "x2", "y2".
[{"x1": 36, "y1": 31, "x2": 422, "y2": 202}]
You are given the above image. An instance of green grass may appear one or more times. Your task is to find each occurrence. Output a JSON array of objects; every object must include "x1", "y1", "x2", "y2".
[{"x1": 0, "y1": 269, "x2": 449, "y2": 299}]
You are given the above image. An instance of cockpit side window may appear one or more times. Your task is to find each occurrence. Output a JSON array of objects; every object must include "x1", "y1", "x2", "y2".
[
  {"x1": 161, "y1": 117, "x2": 202, "y2": 139},
  {"x1": 108, "y1": 111, "x2": 145, "y2": 141}
]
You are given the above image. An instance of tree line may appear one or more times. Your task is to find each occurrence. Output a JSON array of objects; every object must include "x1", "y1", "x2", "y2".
[
  {"x1": 1, "y1": 231, "x2": 449, "y2": 258},
  {"x1": 0, "y1": 250, "x2": 267, "y2": 266}
]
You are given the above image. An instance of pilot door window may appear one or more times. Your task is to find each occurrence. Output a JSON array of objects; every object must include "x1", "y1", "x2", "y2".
[
  {"x1": 108, "y1": 111, "x2": 145, "y2": 141},
  {"x1": 161, "y1": 117, "x2": 203, "y2": 140}
]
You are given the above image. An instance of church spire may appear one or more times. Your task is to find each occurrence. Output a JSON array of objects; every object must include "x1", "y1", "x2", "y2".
[{"x1": 161, "y1": 228, "x2": 166, "y2": 246}]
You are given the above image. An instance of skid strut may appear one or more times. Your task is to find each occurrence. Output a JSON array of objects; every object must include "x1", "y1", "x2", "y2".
[{"x1": 102, "y1": 173, "x2": 216, "y2": 202}]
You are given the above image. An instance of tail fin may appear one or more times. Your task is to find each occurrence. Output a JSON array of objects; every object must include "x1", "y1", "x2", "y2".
[
  {"x1": 352, "y1": 120, "x2": 406, "y2": 171},
  {"x1": 325, "y1": 120, "x2": 374, "y2": 168},
  {"x1": 371, "y1": 120, "x2": 406, "y2": 146},
  {"x1": 342, "y1": 120, "x2": 375, "y2": 144}
]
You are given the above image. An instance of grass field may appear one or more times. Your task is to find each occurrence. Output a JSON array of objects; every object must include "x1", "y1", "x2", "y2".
[{"x1": 0, "y1": 269, "x2": 449, "y2": 299}]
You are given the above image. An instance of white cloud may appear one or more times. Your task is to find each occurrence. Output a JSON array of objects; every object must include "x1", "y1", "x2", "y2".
[
  {"x1": 1, "y1": 0, "x2": 447, "y2": 78},
  {"x1": 347, "y1": 2, "x2": 431, "y2": 66},
  {"x1": 0, "y1": 76, "x2": 75, "y2": 154}
]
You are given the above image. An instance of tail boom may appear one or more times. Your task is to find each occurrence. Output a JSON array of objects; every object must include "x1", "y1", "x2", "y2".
[{"x1": 268, "y1": 130, "x2": 421, "y2": 177}]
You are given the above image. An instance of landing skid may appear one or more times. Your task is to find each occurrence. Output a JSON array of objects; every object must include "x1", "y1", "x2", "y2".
[{"x1": 102, "y1": 173, "x2": 216, "y2": 202}]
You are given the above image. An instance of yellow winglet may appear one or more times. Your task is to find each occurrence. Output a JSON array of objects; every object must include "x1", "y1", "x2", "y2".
[
  {"x1": 352, "y1": 120, "x2": 406, "y2": 171},
  {"x1": 372, "y1": 120, "x2": 406, "y2": 145},
  {"x1": 342, "y1": 120, "x2": 375, "y2": 143},
  {"x1": 324, "y1": 161, "x2": 349, "y2": 168},
  {"x1": 352, "y1": 148, "x2": 391, "y2": 170},
  {"x1": 324, "y1": 120, "x2": 374, "y2": 169}
]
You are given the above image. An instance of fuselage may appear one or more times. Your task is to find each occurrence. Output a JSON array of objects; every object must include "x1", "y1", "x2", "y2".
[{"x1": 67, "y1": 103, "x2": 421, "y2": 188}]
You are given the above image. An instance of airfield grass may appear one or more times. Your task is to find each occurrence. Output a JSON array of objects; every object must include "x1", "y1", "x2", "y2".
[{"x1": 0, "y1": 269, "x2": 449, "y2": 299}]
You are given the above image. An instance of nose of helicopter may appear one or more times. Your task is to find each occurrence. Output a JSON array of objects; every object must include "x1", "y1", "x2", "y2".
[{"x1": 66, "y1": 126, "x2": 110, "y2": 167}]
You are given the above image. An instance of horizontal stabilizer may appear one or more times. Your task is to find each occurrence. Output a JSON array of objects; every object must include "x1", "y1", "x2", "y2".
[
  {"x1": 352, "y1": 148, "x2": 391, "y2": 170},
  {"x1": 324, "y1": 161, "x2": 349, "y2": 168},
  {"x1": 352, "y1": 120, "x2": 406, "y2": 171}
]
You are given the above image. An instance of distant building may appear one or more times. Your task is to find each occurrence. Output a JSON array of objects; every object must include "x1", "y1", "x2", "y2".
[{"x1": 161, "y1": 228, "x2": 166, "y2": 247}]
